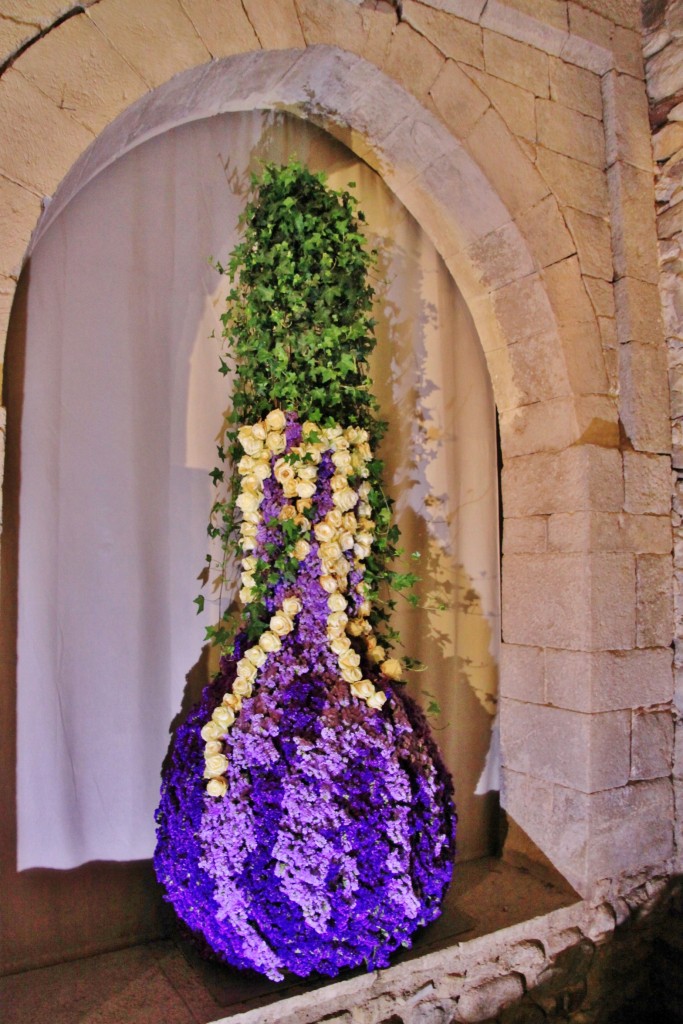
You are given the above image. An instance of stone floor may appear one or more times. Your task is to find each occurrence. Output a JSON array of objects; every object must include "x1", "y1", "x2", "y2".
[{"x1": 0, "y1": 857, "x2": 578, "y2": 1024}]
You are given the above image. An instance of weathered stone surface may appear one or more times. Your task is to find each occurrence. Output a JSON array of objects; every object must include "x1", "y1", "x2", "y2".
[
  {"x1": 543, "y1": 255, "x2": 600, "y2": 324},
  {"x1": 653, "y1": 121, "x2": 683, "y2": 162},
  {"x1": 402, "y1": 0, "x2": 484, "y2": 68},
  {"x1": 481, "y1": 0, "x2": 568, "y2": 55},
  {"x1": 464, "y1": 66, "x2": 536, "y2": 141},
  {"x1": 486, "y1": 328, "x2": 570, "y2": 410},
  {"x1": 482, "y1": 30, "x2": 549, "y2": 98},
  {"x1": 13, "y1": 12, "x2": 148, "y2": 136},
  {"x1": 502, "y1": 516, "x2": 547, "y2": 554},
  {"x1": 619, "y1": 341, "x2": 672, "y2": 454},
  {"x1": 502, "y1": 552, "x2": 635, "y2": 650},
  {"x1": 500, "y1": 643, "x2": 546, "y2": 707},
  {"x1": 624, "y1": 451, "x2": 672, "y2": 515},
  {"x1": 647, "y1": 38, "x2": 683, "y2": 104},
  {"x1": 613, "y1": 25, "x2": 645, "y2": 79},
  {"x1": 181, "y1": 0, "x2": 261, "y2": 56},
  {"x1": 383, "y1": 22, "x2": 445, "y2": 104},
  {"x1": 466, "y1": 220, "x2": 535, "y2": 291},
  {"x1": 491, "y1": 274, "x2": 557, "y2": 348},
  {"x1": 536, "y1": 98, "x2": 606, "y2": 169},
  {"x1": 547, "y1": 511, "x2": 672, "y2": 555},
  {"x1": 242, "y1": 0, "x2": 305, "y2": 48},
  {"x1": 466, "y1": 108, "x2": 549, "y2": 215},
  {"x1": 584, "y1": 276, "x2": 616, "y2": 319},
  {"x1": 503, "y1": 446, "x2": 623, "y2": 518},
  {"x1": 636, "y1": 553, "x2": 674, "y2": 648},
  {"x1": 0, "y1": 67, "x2": 93, "y2": 195},
  {"x1": 609, "y1": 162, "x2": 660, "y2": 285},
  {"x1": 0, "y1": 175, "x2": 41, "y2": 280},
  {"x1": 499, "y1": 394, "x2": 619, "y2": 458},
  {"x1": 570, "y1": 0, "x2": 640, "y2": 29},
  {"x1": 631, "y1": 709, "x2": 675, "y2": 779},
  {"x1": 429, "y1": 59, "x2": 490, "y2": 140},
  {"x1": 564, "y1": 208, "x2": 613, "y2": 281},
  {"x1": 603, "y1": 71, "x2": 654, "y2": 173},
  {"x1": 614, "y1": 277, "x2": 665, "y2": 346},
  {"x1": 87, "y1": 0, "x2": 212, "y2": 89},
  {"x1": 657, "y1": 199, "x2": 683, "y2": 239},
  {"x1": 549, "y1": 56, "x2": 602, "y2": 120},
  {"x1": 455, "y1": 974, "x2": 525, "y2": 1023},
  {"x1": 545, "y1": 647, "x2": 674, "y2": 713},
  {"x1": 517, "y1": 194, "x2": 576, "y2": 269},
  {"x1": 502, "y1": 698, "x2": 631, "y2": 792},
  {"x1": 586, "y1": 779, "x2": 674, "y2": 880},
  {"x1": 537, "y1": 146, "x2": 610, "y2": 217}
]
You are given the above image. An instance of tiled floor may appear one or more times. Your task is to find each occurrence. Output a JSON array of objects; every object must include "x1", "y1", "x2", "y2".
[{"x1": 1, "y1": 857, "x2": 578, "y2": 1024}]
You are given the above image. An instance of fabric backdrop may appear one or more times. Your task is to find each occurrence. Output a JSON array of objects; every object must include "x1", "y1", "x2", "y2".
[{"x1": 17, "y1": 111, "x2": 500, "y2": 870}]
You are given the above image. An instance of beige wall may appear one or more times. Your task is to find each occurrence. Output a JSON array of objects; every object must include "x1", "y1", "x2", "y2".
[{"x1": 0, "y1": 0, "x2": 676, "y2": 974}]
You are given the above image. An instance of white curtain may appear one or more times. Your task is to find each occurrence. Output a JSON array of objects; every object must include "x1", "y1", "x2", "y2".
[{"x1": 17, "y1": 111, "x2": 499, "y2": 870}]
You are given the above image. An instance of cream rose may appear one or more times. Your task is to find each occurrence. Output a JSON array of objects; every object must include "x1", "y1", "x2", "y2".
[
  {"x1": 327, "y1": 610, "x2": 348, "y2": 634},
  {"x1": 294, "y1": 514, "x2": 310, "y2": 531},
  {"x1": 236, "y1": 658, "x2": 257, "y2": 680},
  {"x1": 240, "y1": 521, "x2": 258, "y2": 537},
  {"x1": 296, "y1": 497, "x2": 313, "y2": 514},
  {"x1": 282, "y1": 478, "x2": 298, "y2": 498},
  {"x1": 339, "y1": 531, "x2": 354, "y2": 552},
  {"x1": 239, "y1": 587, "x2": 253, "y2": 605},
  {"x1": 212, "y1": 705, "x2": 235, "y2": 730},
  {"x1": 358, "y1": 600, "x2": 372, "y2": 618},
  {"x1": 201, "y1": 720, "x2": 224, "y2": 742},
  {"x1": 265, "y1": 408, "x2": 287, "y2": 432},
  {"x1": 351, "y1": 679, "x2": 375, "y2": 701},
  {"x1": 254, "y1": 460, "x2": 272, "y2": 481},
  {"x1": 330, "y1": 474, "x2": 348, "y2": 492},
  {"x1": 320, "y1": 575, "x2": 338, "y2": 594},
  {"x1": 242, "y1": 555, "x2": 257, "y2": 572},
  {"x1": 238, "y1": 455, "x2": 255, "y2": 474},
  {"x1": 333, "y1": 488, "x2": 358, "y2": 512},
  {"x1": 369, "y1": 645, "x2": 386, "y2": 664},
  {"x1": 236, "y1": 490, "x2": 261, "y2": 514},
  {"x1": 274, "y1": 459, "x2": 295, "y2": 486},
  {"x1": 244, "y1": 645, "x2": 268, "y2": 668},
  {"x1": 223, "y1": 692, "x2": 242, "y2": 711},
  {"x1": 330, "y1": 635, "x2": 351, "y2": 654},
  {"x1": 204, "y1": 740, "x2": 223, "y2": 756},
  {"x1": 319, "y1": 541, "x2": 342, "y2": 566},
  {"x1": 240, "y1": 473, "x2": 261, "y2": 494},
  {"x1": 347, "y1": 618, "x2": 366, "y2": 637},
  {"x1": 239, "y1": 433, "x2": 264, "y2": 457},
  {"x1": 381, "y1": 658, "x2": 403, "y2": 681},
  {"x1": 293, "y1": 539, "x2": 311, "y2": 561},
  {"x1": 314, "y1": 521, "x2": 336, "y2": 544},
  {"x1": 266, "y1": 431, "x2": 286, "y2": 455},
  {"x1": 302, "y1": 420, "x2": 319, "y2": 438},
  {"x1": 206, "y1": 777, "x2": 227, "y2": 798},
  {"x1": 232, "y1": 677, "x2": 253, "y2": 697},
  {"x1": 342, "y1": 512, "x2": 357, "y2": 532},
  {"x1": 327, "y1": 592, "x2": 347, "y2": 613},
  {"x1": 331, "y1": 450, "x2": 353, "y2": 472},
  {"x1": 295, "y1": 479, "x2": 316, "y2": 500},
  {"x1": 297, "y1": 464, "x2": 317, "y2": 482},
  {"x1": 240, "y1": 572, "x2": 256, "y2": 590},
  {"x1": 357, "y1": 501, "x2": 372, "y2": 518},
  {"x1": 204, "y1": 753, "x2": 228, "y2": 778},
  {"x1": 270, "y1": 612, "x2": 293, "y2": 637},
  {"x1": 341, "y1": 664, "x2": 363, "y2": 683},
  {"x1": 259, "y1": 630, "x2": 282, "y2": 653},
  {"x1": 367, "y1": 690, "x2": 387, "y2": 710},
  {"x1": 279, "y1": 503, "x2": 296, "y2": 521},
  {"x1": 282, "y1": 596, "x2": 302, "y2": 618},
  {"x1": 339, "y1": 648, "x2": 361, "y2": 670}
]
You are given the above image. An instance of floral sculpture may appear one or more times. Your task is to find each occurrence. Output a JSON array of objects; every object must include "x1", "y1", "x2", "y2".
[{"x1": 154, "y1": 163, "x2": 456, "y2": 981}]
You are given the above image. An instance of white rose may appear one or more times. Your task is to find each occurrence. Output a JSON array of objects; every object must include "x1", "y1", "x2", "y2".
[
  {"x1": 244, "y1": 645, "x2": 267, "y2": 668},
  {"x1": 239, "y1": 587, "x2": 253, "y2": 605},
  {"x1": 302, "y1": 420, "x2": 319, "y2": 438},
  {"x1": 240, "y1": 572, "x2": 256, "y2": 590},
  {"x1": 298, "y1": 465, "x2": 317, "y2": 482},
  {"x1": 358, "y1": 501, "x2": 371, "y2": 518},
  {"x1": 325, "y1": 424, "x2": 343, "y2": 440},
  {"x1": 266, "y1": 431, "x2": 286, "y2": 454},
  {"x1": 201, "y1": 721, "x2": 223, "y2": 742},
  {"x1": 381, "y1": 658, "x2": 403, "y2": 681},
  {"x1": 354, "y1": 542, "x2": 371, "y2": 560},
  {"x1": 270, "y1": 612, "x2": 293, "y2": 637},
  {"x1": 212, "y1": 705, "x2": 235, "y2": 730},
  {"x1": 259, "y1": 630, "x2": 282, "y2": 653},
  {"x1": 265, "y1": 409, "x2": 287, "y2": 432},
  {"x1": 206, "y1": 777, "x2": 227, "y2": 798},
  {"x1": 331, "y1": 450, "x2": 353, "y2": 472},
  {"x1": 236, "y1": 659, "x2": 257, "y2": 680},
  {"x1": 232, "y1": 677, "x2": 253, "y2": 697},
  {"x1": 333, "y1": 488, "x2": 359, "y2": 512},
  {"x1": 240, "y1": 433, "x2": 264, "y2": 457},
  {"x1": 282, "y1": 596, "x2": 302, "y2": 618},
  {"x1": 254, "y1": 461, "x2": 271, "y2": 481},
  {"x1": 367, "y1": 690, "x2": 387, "y2": 710},
  {"x1": 295, "y1": 479, "x2": 316, "y2": 499},
  {"x1": 238, "y1": 455, "x2": 255, "y2": 474},
  {"x1": 240, "y1": 521, "x2": 257, "y2": 537},
  {"x1": 330, "y1": 474, "x2": 348, "y2": 492},
  {"x1": 327, "y1": 509, "x2": 343, "y2": 529},
  {"x1": 359, "y1": 481, "x2": 371, "y2": 499},
  {"x1": 339, "y1": 531, "x2": 354, "y2": 552},
  {"x1": 204, "y1": 740, "x2": 223, "y2": 756},
  {"x1": 204, "y1": 753, "x2": 228, "y2": 778},
  {"x1": 314, "y1": 521, "x2": 336, "y2": 544},
  {"x1": 334, "y1": 557, "x2": 350, "y2": 578},
  {"x1": 240, "y1": 473, "x2": 261, "y2": 494},
  {"x1": 242, "y1": 555, "x2": 257, "y2": 572},
  {"x1": 327, "y1": 592, "x2": 347, "y2": 613},
  {"x1": 236, "y1": 490, "x2": 261, "y2": 514},
  {"x1": 274, "y1": 459, "x2": 295, "y2": 485}
]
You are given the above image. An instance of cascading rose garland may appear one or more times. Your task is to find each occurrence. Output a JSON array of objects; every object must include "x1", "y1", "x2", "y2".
[{"x1": 154, "y1": 162, "x2": 455, "y2": 983}]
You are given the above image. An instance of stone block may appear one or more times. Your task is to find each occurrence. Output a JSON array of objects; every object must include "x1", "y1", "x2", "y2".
[
  {"x1": 499, "y1": 394, "x2": 619, "y2": 458},
  {"x1": 536, "y1": 98, "x2": 606, "y2": 169},
  {"x1": 503, "y1": 517, "x2": 547, "y2": 554},
  {"x1": 558, "y1": 321, "x2": 609, "y2": 403},
  {"x1": 466, "y1": 108, "x2": 549, "y2": 215},
  {"x1": 619, "y1": 341, "x2": 671, "y2": 454},
  {"x1": 584, "y1": 276, "x2": 615, "y2": 319},
  {"x1": 564, "y1": 208, "x2": 613, "y2": 281},
  {"x1": 501, "y1": 698, "x2": 631, "y2": 791},
  {"x1": 517, "y1": 194, "x2": 576, "y2": 269},
  {"x1": 608, "y1": 162, "x2": 660, "y2": 285},
  {"x1": 13, "y1": 11, "x2": 148, "y2": 136},
  {"x1": 545, "y1": 647, "x2": 674, "y2": 713},
  {"x1": 603, "y1": 72, "x2": 653, "y2": 173},
  {"x1": 486, "y1": 329, "x2": 571, "y2": 410},
  {"x1": 466, "y1": 220, "x2": 535, "y2": 291},
  {"x1": 481, "y1": 0, "x2": 568, "y2": 55},
  {"x1": 87, "y1": 0, "x2": 212, "y2": 89},
  {"x1": 464, "y1": 66, "x2": 535, "y2": 141},
  {"x1": 482, "y1": 30, "x2": 550, "y2": 98},
  {"x1": 402, "y1": 1, "x2": 484, "y2": 69},
  {"x1": 571, "y1": 0, "x2": 640, "y2": 29},
  {"x1": 0, "y1": 175, "x2": 41, "y2": 280},
  {"x1": 614, "y1": 277, "x2": 665, "y2": 347},
  {"x1": 502, "y1": 551, "x2": 635, "y2": 650},
  {"x1": 652, "y1": 122, "x2": 683, "y2": 163},
  {"x1": 241, "y1": 0, "x2": 305, "y2": 48},
  {"x1": 0, "y1": 67, "x2": 93, "y2": 195},
  {"x1": 543, "y1": 255, "x2": 599, "y2": 325},
  {"x1": 491, "y1": 274, "x2": 556, "y2": 344},
  {"x1": 586, "y1": 778, "x2": 674, "y2": 881},
  {"x1": 657, "y1": 201, "x2": 683, "y2": 240},
  {"x1": 646, "y1": 38, "x2": 683, "y2": 105},
  {"x1": 429, "y1": 59, "x2": 490, "y2": 140},
  {"x1": 624, "y1": 451, "x2": 672, "y2": 515},
  {"x1": 613, "y1": 25, "x2": 645, "y2": 78},
  {"x1": 383, "y1": 22, "x2": 445, "y2": 104},
  {"x1": 181, "y1": 0, "x2": 260, "y2": 56},
  {"x1": 537, "y1": 146, "x2": 610, "y2": 217},
  {"x1": 500, "y1": 642, "x2": 545, "y2": 702},
  {"x1": 636, "y1": 553, "x2": 674, "y2": 648},
  {"x1": 549, "y1": 57, "x2": 602, "y2": 120},
  {"x1": 456, "y1": 974, "x2": 525, "y2": 1023},
  {"x1": 503, "y1": 444, "x2": 623, "y2": 519},
  {"x1": 631, "y1": 709, "x2": 675, "y2": 779},
  {"x1": 547, "y1": 512, "x2": 672, "y2": 555}
]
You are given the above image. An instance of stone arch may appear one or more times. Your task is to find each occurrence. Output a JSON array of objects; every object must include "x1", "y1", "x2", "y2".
[{"x1": 1, "y1": 35, "x2": 661, "y2": 906}]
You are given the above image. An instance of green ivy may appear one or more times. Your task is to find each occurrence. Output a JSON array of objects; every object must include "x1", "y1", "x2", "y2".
[{"x1": 203, "y1": 161, "x2": 418, "y2": 657}]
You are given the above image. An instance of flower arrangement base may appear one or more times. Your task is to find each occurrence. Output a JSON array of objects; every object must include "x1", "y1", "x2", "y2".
[{"x1": 154, "y1": 640, "x2": 455, "y2": 982}]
